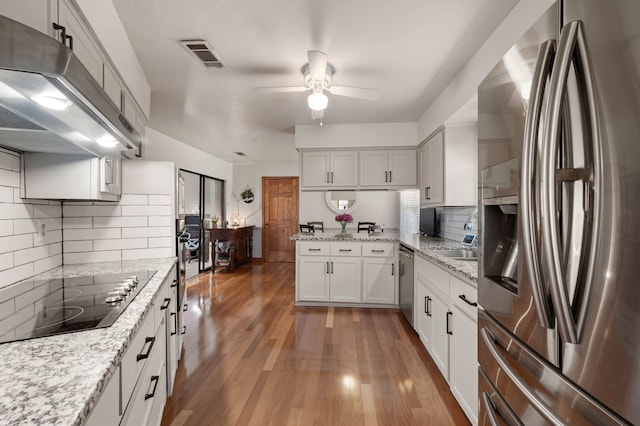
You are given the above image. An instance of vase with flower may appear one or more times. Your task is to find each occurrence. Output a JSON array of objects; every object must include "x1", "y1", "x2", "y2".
[{"x1": 335, "y1": 213, "x2": 353, "y2": 237}]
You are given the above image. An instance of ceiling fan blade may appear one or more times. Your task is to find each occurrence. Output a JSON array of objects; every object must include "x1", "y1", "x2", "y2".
[
  {"x1": 254, "y1": 86, "x2": 309, "y2": 93},
  {"x1": 328, "y1": 86, "x2": 381, "y2": 101},
  {"x1": 308, "y1": 50, "x2": 328, "y2": 81}
]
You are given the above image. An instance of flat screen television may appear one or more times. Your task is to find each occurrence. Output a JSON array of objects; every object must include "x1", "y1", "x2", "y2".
[{"x1": 420, "y1": 207, "x2": 439, "y2": 236}]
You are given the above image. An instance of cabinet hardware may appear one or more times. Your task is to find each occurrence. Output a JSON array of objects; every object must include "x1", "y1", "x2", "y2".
[
  {"x1": 339, "y1": 249, "x2": 352, "y2": 252},
  {"x1": 181, "y1": 325, "x2": 186, "y2": 335},
  {"x1": 183, "y1": 303, "x2": 188, "y2": 311},
  {"x1": 52, "y1": 23, "x2": 66, "y2": 44},
  {"x1": 331, "y1": 171, "x2": 334, "y2": 183},
  {"x1": 65, "y1": 34, "x2": 73, "y2": 50},
  {"x1": 308, "y1": 248, "x2": 322, "y2": 252},
  {"x1": 425, "y1": 188, "x2": 428, "y2": 199},
  {"x1": 144, "y1": 375, "x2": 160, "y2": 400},
  {"x1": 326, "y1": 172, "x2": 330, "y2": 184},
  {"x1": 160, "y1": 298, "x2": 171, "y2": 310},
  {"x1": 136, "y1": 336, "x2": 156, "y2": 361},
  {"x1": 458, "y1": 294, "x2": 478, "y2": 307},
  {"x1": 326, "y1": 261, "x2": 330, "y2": 274},
  {"x1": 426, "y1": 296, "x2": 432, "y2": 316},
  {"x1": 446, "y1": 311, "x2": 453, "y2": 335},
  {"x1": 389, "y1": 171, "x2": 392, "y2": 182},
  {"x1": 385, "y1": 171, "x2": 388, "y2": 183},
  {"x1": 424, "y1": 296, "x2": 428, "y2": 314},
  {"x1": 371, "y1": 249, "x2": 385, "y2": 253},
  {"x1": 170, "y1": 312, "x2": 177, "y2": 336},
  {"x1": 330, "y1": 261, "x2": 334, "y2": 274},
  {"x1": 426, "y1": 186, "x2": 431, "y2": 200},
  {"x1": 391, "y1": 263, "x2": 395, "y2": 276},
  {"x1": 170, "y1": 279, "x2": 177, "y2": 288}
]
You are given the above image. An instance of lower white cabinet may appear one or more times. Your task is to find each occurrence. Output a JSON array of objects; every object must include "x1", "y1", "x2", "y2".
[
  {"x1": 296, "y1": 241, "x2": 397, "y2": 305},
  {"x1": 414, "y1": 253, "x2": 478, "y2": 425},
  {"x1": 85, "y1": 365, "x2": 121, "y2": 426}
]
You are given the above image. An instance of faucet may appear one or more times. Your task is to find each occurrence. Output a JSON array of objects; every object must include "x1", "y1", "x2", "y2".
[{"x1": 464, "y1": 209, "x2": 478, "y2": 231}]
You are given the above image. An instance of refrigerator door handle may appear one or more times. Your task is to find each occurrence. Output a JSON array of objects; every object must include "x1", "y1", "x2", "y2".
[
  {"x1": 480, "y1": 327, "x2": 567, "y2": 426},
  {"x1": 521, "y1": 39, "x2": 556, "y2": 329},
  {"x1": 541, "y1": 20, "x2": 602, "y2": 344},
  {"x1": 481, "y1": 392, "x2": 501, "y2": 426}
]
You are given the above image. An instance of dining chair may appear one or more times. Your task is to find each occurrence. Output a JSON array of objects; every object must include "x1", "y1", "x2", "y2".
[
  {"x1": 357, "y1": 221, "x2": 375, "y2": 233},
  {"x1": 307, "y1": 221, "x2": 324, "y2": 232}
]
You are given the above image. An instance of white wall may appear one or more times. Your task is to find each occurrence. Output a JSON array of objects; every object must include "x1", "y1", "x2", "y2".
[
  {"x1": 417, "y1": 0, "x2": 555, "y2": 141},
  {"x1": 0, "y1": 149, "x2": 62, "y2": 289},
  {"x1": 299, "y1": 191, "x2": 399, "y2": 232},
  {"x1": 295, "y1": 122, "x2": 418, "y2": 149}
]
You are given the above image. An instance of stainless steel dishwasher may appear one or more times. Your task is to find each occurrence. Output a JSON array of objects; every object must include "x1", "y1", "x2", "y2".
[{"x1": 398, "y1": 244, "x2": 414, "y2": 328}]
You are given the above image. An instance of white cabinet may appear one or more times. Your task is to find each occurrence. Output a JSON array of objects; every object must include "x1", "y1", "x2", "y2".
[
  {"x1": 360, "y1": 149, "x2": 417, "y2": 188},
  {"x1": 85, "y1": 365, "x2": 121, "y2": 426},
  {"x1": 21, "y1": 152, "x2": 122, "y2": 201},
  {"x1": 362, "y1": 243, "x2": 397, "y2": 304},
  {"x1": 419, "y1": 125, "x2": 476, "y2": 207},
  {"x1": 298, "y1": 256, "x2": 331, "y2": 301},
  {"x1": 1, "y1": 0, "x2": 57, "y2": 35},
  {"x1": 414, "y1": 253, "x2": 478, "y2": 425},
  {"x1": 329, "y1": 257, "x2": 361, "y2": 303},
  {"x1": 300, "y1": 151, "x2": 358, "y2": 188}
]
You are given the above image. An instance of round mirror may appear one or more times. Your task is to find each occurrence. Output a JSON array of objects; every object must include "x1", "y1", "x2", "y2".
[{"x1": 325, "y1": 191, "x2": 360, "y2": 214}]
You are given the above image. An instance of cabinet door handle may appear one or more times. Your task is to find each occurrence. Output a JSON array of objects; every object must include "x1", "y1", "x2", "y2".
[
  {"x1": 160, "y1": 298, "x2": 171, "y2": 310},
  {"x1": 385, "y1": 171, "x2": 388, "y2": 183},
  {"x1": 371, "y1": 249, "x2": 385, "y2": 253},
  {"x1": 426, "y1": 296, "x2": 431, "y2": 316},
  {"x1": 65, "y1": 34, "x2": 73, "y2": 50},
  {"x1": 458, "y1": 294, "x2": 478, "y2": 307},
  {"x1": 52, "y1": 23, "x2": 66, "y2": 43},
  {"x1": 339, "y1": 249, "x2": 352, "y2": 252},
  {"x1": 446, "y1": 311, "x2": 453, "y2": 335},
  {"x1": 170, "y1": 312, "x2": 177, "y2": 335},
  {"x1": 181, "y1": 325, "x2": 186, "y2": 335},
  {"x1": 326, "y1": 261, "x2": 330, "y2": 274},
  {"x1": 136, "y1": 336, "x2": 156, "y2": 361},
  {"x1": 144, "y1": 375, "x2": 160, "y2": 400},
  {"x1": 326, "y1": 172, "x2": 330, "y2": 184},
  {"x1": 391, "y1": 263, "x2": 395, "y2": 276},
  {"x1": 183, "y1": 303, "x2": 188, "y2": 311},
  {"x1": 171, "y1": 279, "x2": 177, "y2": 288},
  {"x1": 331, "y1": 261, "x2": 334, "y2": 274},
  {"x1": 331, "y1": 171, "x2": 334, "y2": 183},
  {"x1": 389, "y1": 170, "x2": 392, "y2": 182}
]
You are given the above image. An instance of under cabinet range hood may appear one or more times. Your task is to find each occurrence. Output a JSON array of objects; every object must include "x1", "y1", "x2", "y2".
[{"x1": 0, "y1": 15, "x2": 141, "y2": 157}]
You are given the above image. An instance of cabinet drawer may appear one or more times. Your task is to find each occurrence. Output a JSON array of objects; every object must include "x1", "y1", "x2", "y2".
[
  {"x1": 450, "y1": 275, "x2": 477, "y2": 321},
  {"x1": 154, "y1": 275, "x2": 171, "y2": 332},
  {"x1": 330, "y1": 242, "x2": 361, "y2": 257},
  {"x1": 415, "y1": 254, "x2": 450, "y2": 297},
  {"x1": 362, "y1": 243, "x2": 394, "y2": 257},
  {"x1": 298, "y1": 241, "x2": 330, "y2": 256},
  {"x1": 121, "y1": 308, "x2": 156, "y2": 410}
]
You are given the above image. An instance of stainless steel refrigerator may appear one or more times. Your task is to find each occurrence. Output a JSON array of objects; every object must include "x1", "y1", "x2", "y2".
[{"x1": 477, "y1": 1, "x2": 640, "y2": 424}]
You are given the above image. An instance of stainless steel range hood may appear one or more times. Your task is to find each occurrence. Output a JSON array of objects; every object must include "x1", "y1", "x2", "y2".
[{"x1": 0, "y1": 15, "x2": 141, "y2": 157}]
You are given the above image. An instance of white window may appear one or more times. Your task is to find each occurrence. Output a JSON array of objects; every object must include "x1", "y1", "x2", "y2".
[{"x1": 400, "y1": 189, "x2": 419, "y2": 235}]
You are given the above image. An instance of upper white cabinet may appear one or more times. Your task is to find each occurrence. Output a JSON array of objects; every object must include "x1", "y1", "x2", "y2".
[
  {"x1": 420, "y1": 125, "x2": 477, "y2": 207},
  {"x1": 300, "y1": 151, "x2": 358, "y2": 189},
  {"x1": 360, "y1": 149, "x2": 417, "y2": 188},
  {"x1": 1, "y1": 0, "x2": 57, "y2": 36}
]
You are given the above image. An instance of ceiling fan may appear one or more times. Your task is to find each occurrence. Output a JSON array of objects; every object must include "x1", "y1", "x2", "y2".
[{"x1": 255, "y1": 50, "x2": 380, "y2": 122}]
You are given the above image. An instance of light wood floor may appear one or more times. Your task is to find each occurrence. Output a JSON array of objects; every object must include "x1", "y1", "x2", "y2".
[{"x1": 161, "y1": 262, "x2": 469, "y2": 426}]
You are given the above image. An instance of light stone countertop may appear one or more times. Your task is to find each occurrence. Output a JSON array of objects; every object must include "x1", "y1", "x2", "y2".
[
  {"x1": 291, "y1": 231, "x2": 477, "y2": 284},
  {"x1": 0, "y1": 257, "x2": 177, "y2": 426}
]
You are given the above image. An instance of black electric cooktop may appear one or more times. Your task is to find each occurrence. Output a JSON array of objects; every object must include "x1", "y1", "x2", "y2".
[{"x1": 0, "y1": 270, "x2": 156, "y2": 344}]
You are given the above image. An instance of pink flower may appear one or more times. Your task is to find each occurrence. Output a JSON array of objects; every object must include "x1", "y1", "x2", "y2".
[{"x1": 335, "y1": 213, "x2": 353, "y2": 223}]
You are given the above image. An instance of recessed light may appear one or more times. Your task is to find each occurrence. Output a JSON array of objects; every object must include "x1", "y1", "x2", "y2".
[{"x1": 97, "y1": 136, "x2": 118, "y2": 148}]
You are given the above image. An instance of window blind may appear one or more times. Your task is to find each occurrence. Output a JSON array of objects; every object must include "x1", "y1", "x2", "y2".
[{"x1": 400, "y1": 189, "x2": 420, "y2": 234}]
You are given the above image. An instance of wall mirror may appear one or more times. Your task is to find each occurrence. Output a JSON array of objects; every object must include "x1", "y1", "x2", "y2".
[{"x1": 325, "y1": 191, "x2": 360, "y2": 214}]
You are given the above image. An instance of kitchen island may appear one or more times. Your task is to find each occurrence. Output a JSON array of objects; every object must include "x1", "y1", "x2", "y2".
[{"x1": 0, "y1": 257, "x2": 177, "y2": 426}]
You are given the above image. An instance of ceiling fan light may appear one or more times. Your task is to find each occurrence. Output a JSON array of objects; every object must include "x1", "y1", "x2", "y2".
[{"x1": 307, "y1": 92, "x2": 328, "y2": 111}]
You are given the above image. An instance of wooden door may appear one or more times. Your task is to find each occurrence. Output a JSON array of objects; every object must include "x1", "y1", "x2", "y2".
[{"x1": 262, "y1": 177, "x2": 298, "y2": 262}]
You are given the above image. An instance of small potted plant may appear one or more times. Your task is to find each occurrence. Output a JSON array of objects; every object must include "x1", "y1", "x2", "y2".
[{"x1": 241, "y1": 186, "x2": 254, "y2": 203}]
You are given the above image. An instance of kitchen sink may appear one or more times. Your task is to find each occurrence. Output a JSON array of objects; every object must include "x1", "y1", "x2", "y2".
[{"x1": 431, "y1": 248, "x2": 478, "y2": 261}]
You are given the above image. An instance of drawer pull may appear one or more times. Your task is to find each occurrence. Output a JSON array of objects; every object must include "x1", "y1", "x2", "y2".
[
  {"x1": 160, "y1": 298, "x2": 171, "y2": 310},
  {"x1": 170, "y1": 312, "x2": 177, "y2": 336},
  {"x1": 391, "y1": 263, "x2": 395, "y2": 276},
  {"x1": 171, "y1": 279, "x2": 178, "y2": 288},
  {"x1": 339, "y1": 249, "x2": 352, "y2": 252},
  {"x1": 425, "y1": 296, "x2": 431, "y2": 316},
  {"x1": 136, "y1": 336, "x2": 156, "y2": 361},
  {"x1": 446, "y1": 311, "x2": 453, "y2": 335},
  {"x1": 183, "y1": 303, "x2": 188, "y2": 312},
  {"x1": 181, "y1": 325, "x2": 186, "y2": 335},
  {"x1": 308, "y1": 248, "x2": 322, "y2": 252},
  {"x1": 371, "y1": 249, "x2": 385, "y2": 253},
  {"x1": 458, "y1": 294, "x2": 478, "y2": 307},
  {"x1": 144, "y1": 375, "x2": 160, "y2": 400}
]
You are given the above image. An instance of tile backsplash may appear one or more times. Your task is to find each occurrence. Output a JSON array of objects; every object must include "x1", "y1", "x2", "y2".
[
  {"x1": 440, "y1": 206, "x2": 478, "y2": 242},
  {"x1": 0, "y1": 149, "x2": 63, "y2": 288}
]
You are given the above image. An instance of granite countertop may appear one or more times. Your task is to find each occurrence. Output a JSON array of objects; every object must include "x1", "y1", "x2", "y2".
[
  {"x1": 291, "y1": 230, "x2": 478, "y2": 285},
  {"x1": 0, "y1": 257, "x2": 177, "y2": 426}
]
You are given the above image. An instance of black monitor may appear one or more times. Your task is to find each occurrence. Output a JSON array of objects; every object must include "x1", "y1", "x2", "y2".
[{"x1": 420, "y1": 207, "x2": 439, "y2": 236}]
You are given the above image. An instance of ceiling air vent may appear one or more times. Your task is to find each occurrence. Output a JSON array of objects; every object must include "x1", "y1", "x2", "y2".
[{"x1": 180, "y1": 40, "x2": 224, "y2": 68}]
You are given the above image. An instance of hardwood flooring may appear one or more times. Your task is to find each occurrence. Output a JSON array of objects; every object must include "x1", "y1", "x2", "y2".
[{"x1": 161, "y1": 262, "x2": 469, "y2": 426}]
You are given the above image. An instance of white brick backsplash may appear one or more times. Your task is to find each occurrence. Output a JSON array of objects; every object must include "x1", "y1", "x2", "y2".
[
  {"x1": 0, "y1": 253, "x2": 13, "y2": 271},
  {"x1": 148, "y1": 195, "x2": 171, "y2": 205},
  {"x1": 93, "y1": 216, "x2": 147, "y2": 228},
  {"x1": 0, "y1": 220, "x2": 13, "y2": 236},
  {"x1": 148, "y1": 237, "x2": 173, "y2": 248},
  {"x1": 64, "y1": 251, "x2": 121, "y2": 264},
  {"x1": 122, "y1": 227, "x2": 171, "y2": 238},
  {"x1": 0, "y1": 169, "x2": 19, "y2": 187},
  {"x1": 0, "y1": 151, "x2": 14, "y2": 171},
  {"x1": 0, "y1": 298, "x2": 14, "y2": 321},
  {"x1": 0, "y1": 203, "x2": 33, "y2": 219},
  {"x1": 63, "y1": 205, "x2": 121, "y2": 217},
  {"x1": 0, "y1": 186, "x2": 13, "y2": 203},
  {"x1": 62, "y1": 217, "x2": 93, "y2": 229},
  {"x1": 14, "y1": 245, "x2": 50, "y2": 266},
  {"x1": 49, "y1": 217, "x2": 62, "y2": 231},
  {"x1": 93, "y1": 238, "x2": 147, "y2": 251},
  {"x1": 119, "y1": 194, "x2": 149, "y2": 205},
  {"x1": 121, "y1": 205, "x2": 171, "y2": 217},
  {"x1": 148, "y1": 216, "x2": 171, "y2": 227},
  {"x1": 122, "y1": 247, "x2": 172, "y2": 260},
  {"x1": 0, "y1": 234, "x2": 33, "y2": 255},
  {"x1": 63, "y1": 241, "x2": 93, "y2": 253},
  {"x1": 49, "y1": 243, "x2": 62, "y2": 256},
  {"x1": 13, "y1": 219, "x2": 37, "y2": 235},
  {"x1": 33, "y1": 254, "x2": 62, "y2": 275},
  {"x1": 0, "y1": 264, "x2": 34, "y2": 290},
  {"x1": 34, "y1": 229, "x2": 62, "y2": 247},
  {"x1": 64, "y1": 228, "x2": 121, "y2": 241},
  {"x1": 33, "y1": 205, "x2": 62, "y2": 218}
]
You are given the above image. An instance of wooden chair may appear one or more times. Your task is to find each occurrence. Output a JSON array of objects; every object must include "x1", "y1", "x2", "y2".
[
  {"x1": 299, "y1": 224, "x2": 314, "y2": 233},
  {"x1": 307, "y1": 221, "x2": 324, "y2": 232},
  {"x1": 357, "y1": 221, "x2": 375, "y2": 233}
]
